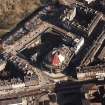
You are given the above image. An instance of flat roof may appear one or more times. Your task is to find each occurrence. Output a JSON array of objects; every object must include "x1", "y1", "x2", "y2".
[{"x1": 98, "y1": 47, "x2": 105, "y2": 60}]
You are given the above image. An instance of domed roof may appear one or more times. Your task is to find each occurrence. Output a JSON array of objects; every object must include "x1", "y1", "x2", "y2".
[{"x1": 51, "y1": 51, "x2": 65, "y2": 66}]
